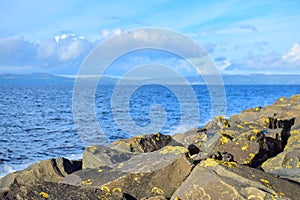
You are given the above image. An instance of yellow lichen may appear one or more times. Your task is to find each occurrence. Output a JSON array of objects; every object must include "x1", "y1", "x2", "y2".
[
  {"x1": 101, "y1": 185, "x2": 110, "y2": 193},
  {"x1": 244, "y1": 121, "x2": 250, "y2": 125},
  {"x1": 244, "y1": 153, "x2": 256, "y2": 164},
  {"x1": 112, "y1": 187, "x2": 122, "y2": 193},
  {"x1": 279, "y1": 97, "x2": 286, "y2": 101},
  {"x1": 260, "y1": 179, "x2": 270, "y2": 184},
  {"x1": 249, "y1": 125, "x2": 256, "y2": 129},
  {"x1": 237, "y1": 125, "x2": 244, "y2": 129},
  {"x1": 241, "y1": 144, "x2": 249, "y2": 151},
  {"x1": 82, "y1": 179, "x2": 92, "y2": 185},
  {"x1": 134, "y1": 176, "x2": 140, "y2": 183},
  {"x1": 279, "y1": 192, "x2": 285, "y2": 197},
  {"x1": 251, "y1": 129, "x2": 260, "y2": 134},
  {"x1": 220, "y1": 136, "x2": 229, "y2": 144},
  {"x1": 151, "y1": 186, "x2": 164, "y2": 195},
  {"x1": 159, "y1": 146, "x2": 189, "y2": 155},
  {"x1": 249, "y1": 135, "x2": 256, "y2": 141},
  {"x1": 247, "y1": 195, "x2": 264, "y2": 200},
  {"x1": 264, "y1": 118, "x2": 270, "y2": 124},
  {"x1": 39, "y1": 192, "x2": 49, "y2": 199},
  {"x1": 88, "y1": 146, "x2": 98, "y2": 153},
  {"x1": 117, "y1": 163, "x2": 124, "y2": 168},
  {"x1": 200, "y1": 158, "x2": 238, "y2": 168}
]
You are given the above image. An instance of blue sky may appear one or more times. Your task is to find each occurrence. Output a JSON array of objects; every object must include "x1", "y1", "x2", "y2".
[{"x1": 0, "y1": 0, "x2": 299, "y2": 75}]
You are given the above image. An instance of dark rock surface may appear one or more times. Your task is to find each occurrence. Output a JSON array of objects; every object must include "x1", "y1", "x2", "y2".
[
  {"x1": 0, "y1": 157, "x2": 81, "y2": 192},
  {"x1": 112, "y1": 133, "x2": 177, "y2": 153},
  {"x1": 1, "y1": 95, "x2": 300, "y2": 199},
  {"x1": 0, "y1": 182, "x2": 127, "y2": 200}
]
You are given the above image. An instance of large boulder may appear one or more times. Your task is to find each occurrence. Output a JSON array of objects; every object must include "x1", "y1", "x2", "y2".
[
  {"x1": 205, "y1": 128, "x2": 284, "y2": 166},
  {"x1": 261, "y1": 150, "x2": 300, "y2": 183},
  {"x1": 112, "y1": 133, "x2": 177, "y2": 153},
  {"x1": 82, "y1": 145, "x2": 132, "y2": 169},
  {"x1": 0, "y1": 157, "x2": 81, "y2": 191},
  {"x1": 171, "y1": 158, "x2": 300, "y2": 200},
  {"x1": 0, "y1": 182, "x2": 127, "y2": 200},
  {"x1": 62, "y1": 146, "x2": 193, "y2": 199}
]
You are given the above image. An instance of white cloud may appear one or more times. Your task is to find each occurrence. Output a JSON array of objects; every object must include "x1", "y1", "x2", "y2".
[
  {"x1": 0, "y1": 33, "x2": 94, "y2": 74},
  {"x1": 282, "y1": 43, "x2": 300, "y2": 63}
]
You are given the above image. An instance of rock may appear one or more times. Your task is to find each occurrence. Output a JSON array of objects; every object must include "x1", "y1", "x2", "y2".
[
  {"x1": 0, "y1": 182, "x2": 127, "y2": 200},
  {"x1": 141, "y1": 196, "x2": 167, "y2": 200},
  {"x1": 229, "y1": 95, "x2": 300, "y2": 132},
  {"x1": 82, "y1": 145, "x2": 132, "y2": 169},
  {"x1": 171, "y1": 158, "x2": 300, "y2": 200},
  {"x1": 62, "y1": 146, "x2": 193, "y2": 199},
  {"x1": 0, "y1": 158, "x2": 81, "y2": 191},
  {"x1": 112, "y1": 133, "x2": 176, "y2": 153},
  {"x1": 208, "y1": 151, "x2": 234, "y2": 162},
  {"x1": 261, "y1": 150, "x2": 300, "y2": 183},
  {"x1": 204, "y1": 116, "x2": 230, "y2": 130},
  {"x1": 211, "y1": 129, "x2": 262, "y2": 165},
  {"x1": 172, "y1": 128, "x2": 206, "y2": 150},
  {"x1": 261, "y1": 129, "x2": 300, "y2": 183},
  {"x1": 284, "y1": 129, "x2": 300, "y2": 151}
]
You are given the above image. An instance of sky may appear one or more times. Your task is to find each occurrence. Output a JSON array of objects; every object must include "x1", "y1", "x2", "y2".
[{"x1": 0, "y1": 0, "x2": 300, "y2": 76}]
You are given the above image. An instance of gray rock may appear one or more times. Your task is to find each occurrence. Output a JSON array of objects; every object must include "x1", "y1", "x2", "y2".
[
  {"x1": 112, "y1": 133, "x2": 176, "y2": 153},
  {"x1": 0, "y1": 182, "x2": 127, "y2": 200},
  {"x1": 0, "y1": 157, "x2": 81, "y2": 191},
  {"x1": 82, "y1": 145, "x2": 132, "y2": 169},
  {"x1": 172, "y1": 158, "x2": 300, "y2": 200}
]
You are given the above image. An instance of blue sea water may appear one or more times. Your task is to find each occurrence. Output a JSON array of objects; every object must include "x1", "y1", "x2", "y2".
[{"x1": 0, "y1": 84, "x2": 300, "y2": 177}]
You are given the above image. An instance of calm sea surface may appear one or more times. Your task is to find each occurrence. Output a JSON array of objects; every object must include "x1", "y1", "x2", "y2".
[{"x1": 0, "y1": 84, "x2": 299, "y2": 177}]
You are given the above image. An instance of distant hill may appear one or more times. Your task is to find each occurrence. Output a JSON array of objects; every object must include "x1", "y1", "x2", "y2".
[{"x1": 0, "y1": 73, "x2": 300, "y2": 86}]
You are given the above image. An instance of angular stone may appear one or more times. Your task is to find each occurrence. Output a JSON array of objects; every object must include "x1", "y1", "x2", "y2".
[
  {"x1": 262, "y1": 150, "x2": 300, "y2": 183},
  {"x1": 172, "y1": 128, "x2": 207, "y2": 149},
  {"x1": 82, "y1": 145, "x2": 132, "y2": 169},
  {"x1": 172, "y1": 158, "x2": 300, "y2": 200},
  {"x1": 102, "y1": 153, "x2": 192, "y2": 199},
  {"x1": 0, "y1": 182, "x2": 127, "y2": 200},
  {"x1": 0, "y1": 157, "x2": 81, "y2": 191},
  {"x1": 284, "y1": 129, "x2": 300, "y2": 151},
  {"x1": 210, "y1": 130, "x2": 263, "y2": 165},
  {"x1": 204, "y1": 116, "x2": 230, "y2": 130},
  {"x1": 62, "y1": 146, "x2": 193, "y2": 199},
  {"x1": 112, "y1": 133, "x2": 175, "y2": 153}
]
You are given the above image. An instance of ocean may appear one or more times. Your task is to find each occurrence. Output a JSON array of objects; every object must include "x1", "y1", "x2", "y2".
[{"x1": 0, "y1": 84, "x2": 300, "y2": 177}]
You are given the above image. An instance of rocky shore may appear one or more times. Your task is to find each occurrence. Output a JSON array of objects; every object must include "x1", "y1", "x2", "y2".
[{"x1": 1, "y1": 95, "x2": 300, "y2": 199}]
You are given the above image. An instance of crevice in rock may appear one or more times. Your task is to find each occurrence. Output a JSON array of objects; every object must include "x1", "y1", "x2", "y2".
[
  {"x1": 50, "y1": 159, "x2": 65, "y2": 177},
  {"x1": 251, "y1": 117, "x2": 295, "y2": 168}
]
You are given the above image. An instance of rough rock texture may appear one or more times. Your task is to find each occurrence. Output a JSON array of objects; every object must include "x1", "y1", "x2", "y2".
[
  {"x1": 112, "y1": 133, "x2": 176, "y2": 153},
  {"x1": 0, "y1": 182, "x2": 127, "y2": 200},
  {"x1": 172, "y1": 128, "x2": 206, "y2": 152},
  {"x1": 172, "y1": 158, "x2": 300, "y2": 200},
  {"x1": 0, "y1": 157, "x2": 81, "y2": 192},
  {"x1": 62, "y1": 146, "x2": 193, "y2": 199},
  {"x1": 82, "y1": 145, "x2": 132, "y2": 169}
]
